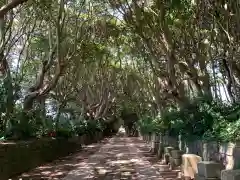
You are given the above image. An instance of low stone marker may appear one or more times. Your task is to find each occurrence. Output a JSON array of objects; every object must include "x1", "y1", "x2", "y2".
[
  {"x1": 170, "y1": 149, "x2": 183, "y2": 159},
  {"x1": 169, "y1": 150, "x2": 183, "y2": 169},
  {"x1": 139, "y1": 132, "x2": 143, "y2": 140},
  {"x1": 143, "y1": 134, "x2": 146, "y2": 141},
  {"x1": 221, "y1": 169, "x2": 240, "y2": 180},
  {"x1": 182, "y1": 154, "x2": 202, "y2": 179},
  {"x1": 147, "y1": 133, "x2": 151, "y2": 143},
  {"x1": 162, "y1": 135, "x2": 178, "y2": 148},
  {"x1": 195, "y1": 161, "x2": 222, "y2": 180},
  {"x1": 164, "y1": 146, "x2": 174, "y2": 164},
  {"x1": 195, "y1": 174, "x2": 220, "y2": 180},
  {"x1": 203, "y1": 142, "x2": 219, "y2": 161},
  {"x1": 150, "y1": 133, "x2": 160, "y2": 154},
  {"x1": 219, "y1": 142, "x2": 240, "y2": 170},
  {"x1": 144, "y1": 134, "x2": 147, "y2": 141},
  {"x1": 150, "y1": 133, "x2": 155, "y2": 147},
  {"x1": 156, "y1": 134, "x2": 163, "y2": 159},
  {"x1": 164, "y1": 146, "x2": 174, "y2": 154},
  {"x1": 170, "y1": 157, "x2": 182, "y2": 169},
  {"x1": 158, "y1": 164, "x2": 171, "y2": 172},
  {"x1": 157, "y1": 142, "x2": 164, "y2": 159}
]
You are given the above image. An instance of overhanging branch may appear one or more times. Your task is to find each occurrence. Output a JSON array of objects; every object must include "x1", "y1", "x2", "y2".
[{"x1": 0, "y1": 0, "x2": 28, "y2": 17}]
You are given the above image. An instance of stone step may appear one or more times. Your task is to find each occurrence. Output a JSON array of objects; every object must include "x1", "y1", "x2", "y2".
[
  {"x1": 156, "y1": 164, "x2": 171, "y2": 172},
  {"x1": 156, "y1": 159, "x2": 182, "y2": 179},
  {"x1": 158, "y1": 177, "x2": 183, "y2": 180},
  {"x1": 161, "y1": 175, "x2": 179, "y2": 179},
  {"x1": 172, "y1": 169, "x2": 181, "y2": 173},
  {"x1": 160, "y1": 170, "x2": 178, "y2": 177},
  {"x1": 172, "y1": 165, "x2": 181, "y2": 171}
]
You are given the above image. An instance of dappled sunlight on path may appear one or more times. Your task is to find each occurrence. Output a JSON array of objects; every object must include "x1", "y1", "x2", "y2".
[
  {"x1": 12, "y1": 139, "x2": 109, "y2": 180},
  {"x1": 63, "y1": 137, "x2": 180, "y2": 180},
  {"x1": 13, "y1": 137, "x2": 181, "y2": 180},
  {"x1": 63, "y1": 137, "x2": 138, "y2": 179}
]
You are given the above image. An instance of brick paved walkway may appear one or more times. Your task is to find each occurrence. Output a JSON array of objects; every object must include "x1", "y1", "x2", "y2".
[{"x1": 14, "y1": 137, "x2": 181, "y2": 180}]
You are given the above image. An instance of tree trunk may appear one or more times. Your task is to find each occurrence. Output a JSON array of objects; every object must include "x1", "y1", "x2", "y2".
[{"x1": 0, "y1": 8, "x2": 14, "y2": 131}]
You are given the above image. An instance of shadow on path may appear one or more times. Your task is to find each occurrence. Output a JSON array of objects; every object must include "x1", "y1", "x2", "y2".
[
  {"x1": 126, "y1": 137, "x2": 181, "y2": 180},
  {"x1": 12, "y1": 137, "x2": 181, "y2": 180},
  {"x1": 12, "y1": 138, "x2": 109, "y2": 180},
  {"x1": 62, "y1": 137, "x2": 139, "y2": 180},
  {"x1": 63, "y1": 137, "x2": 167, "y2": 180}
]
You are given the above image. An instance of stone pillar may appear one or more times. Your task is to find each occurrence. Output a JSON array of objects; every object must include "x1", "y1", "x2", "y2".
[
  {"x1": 169, "y1": 150, "x2": 183, "y2": 169},
  {"x1": 99, "y1": 131, "x2": 103, "y2": 140},
  {"x1": 195, "y1": 161, "x2": 222, "y2": 180},
  {"x1": 157, "y1": 134, "x2": 164, "y2": 159},
  {"x1": 162, "y1": 135, "x2": 168, "y2": 146},
  {"x1": 178, "y1": 134, "x2": 184, "y2": 151},
  {"x1": 154, "y1": 134, "x2": 161, "y2": 154},
  {"x1": 164, "y1": 146, "x2": 174, "y2": 164},
  {"x1": 203, "y1": 141, "x2": 219, "y2": 161},
  {"x1": 79, "y1": 135, "x2": 84, "y2": 145},
  {"x1": 168, "y1": 136, "x2": 178, "y2": 148},
  {"x1": 182, "y1": 154, "x2": 202, "y2": 179},
  {"x1": 221, "y1": 169, "x2": 240, "y2": 180},
  {"x1": 83, "y1": 134, "x2": 87, "y2": 144},
  {"x1": 219, "y1": 142, "x2": 240, "y2": 170},
  {"x1": 150, "y1": 133, "x2": 159, "y2": 153},
  {"x1": 95, "y1": 132, "x2": 99, "y2": 142},
  {"x1": 99, "y1": 131, "x2": 103, "y2": 141},
  {"x1": 147, "y1": 132, "x2": 151, "y2": 144},
  {"x1": 145, "y1": 134, "x2": 148, "y2": 142},
  {"x1": 144, "y1": 134, "x2": 147, "y2": 142},
  {"x1": 92, "y1": 132, "x2": 96, "y2": 143},
  {"x1": 185, "y1": 140, "x2": 203, "y2": 156},
  {"x1": 138, "y1": 130, "x2": 142, "y2": 139},
  {"x1": 185, "y1": 141, "x2": 189, "y2": 153}
]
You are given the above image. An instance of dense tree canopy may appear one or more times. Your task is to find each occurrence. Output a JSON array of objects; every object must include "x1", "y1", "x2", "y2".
[{"x1": 0, "y1": 0, "x2": 239, "y2": 140}]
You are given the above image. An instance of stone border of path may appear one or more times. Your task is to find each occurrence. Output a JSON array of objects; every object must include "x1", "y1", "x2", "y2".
[
  {"x1": 12, "y1": 137, "x2": 111, "y2": 180},
  {"x1": 128, "y1": 137, "x2": 182, "y2": 180},
  {"x1": 141, "y1": 133, "x2": 240, "y2": 180}
]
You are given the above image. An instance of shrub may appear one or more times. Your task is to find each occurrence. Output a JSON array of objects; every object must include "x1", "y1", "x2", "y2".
[{"x1": 138, "y1": 98, "x2": 240, "y2": 142}]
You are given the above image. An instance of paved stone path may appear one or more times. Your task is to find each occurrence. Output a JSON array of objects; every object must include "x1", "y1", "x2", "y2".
[{"x1": 14, "y1": 137, "x2": 181, "y2": 180}]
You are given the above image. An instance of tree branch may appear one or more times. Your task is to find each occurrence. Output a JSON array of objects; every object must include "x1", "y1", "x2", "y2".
[{"x1": 0, "y1": 0, "x2": 28, "y2": 17}]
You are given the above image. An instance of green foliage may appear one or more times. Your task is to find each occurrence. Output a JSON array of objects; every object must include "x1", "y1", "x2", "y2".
[
  {"x1": 56, "y1": 128, "x2": 74, "y2": 139},
  {"x1": 0, "y1": 101, "x2": 114, "y2": 140},
  {"x1": 1, "y1": 0, "x2": 240, "y2": 145},
  {"x1": 138, "y1": 98, "x2": 240, "y2": 142},
  {"x1": 164, "y1": 99, "x2": 240, "y2": 142},
  {"x1": 138, "y1": 114, "x2": 166, "y2": 134},
  {"x1": 74, "y1": 118, "x2": 106, "y2": 137},
  {"x1": 0, "y1": 81, "x2": 7, "y2": 132},
  {"x1": 162, "y1": 99, "x2": 217, "y2": 140}
]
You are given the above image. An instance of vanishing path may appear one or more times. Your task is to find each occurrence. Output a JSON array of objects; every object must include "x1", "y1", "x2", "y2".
[{"x1": 14, "y1": 136, "x2": 181, "y2": 180}]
